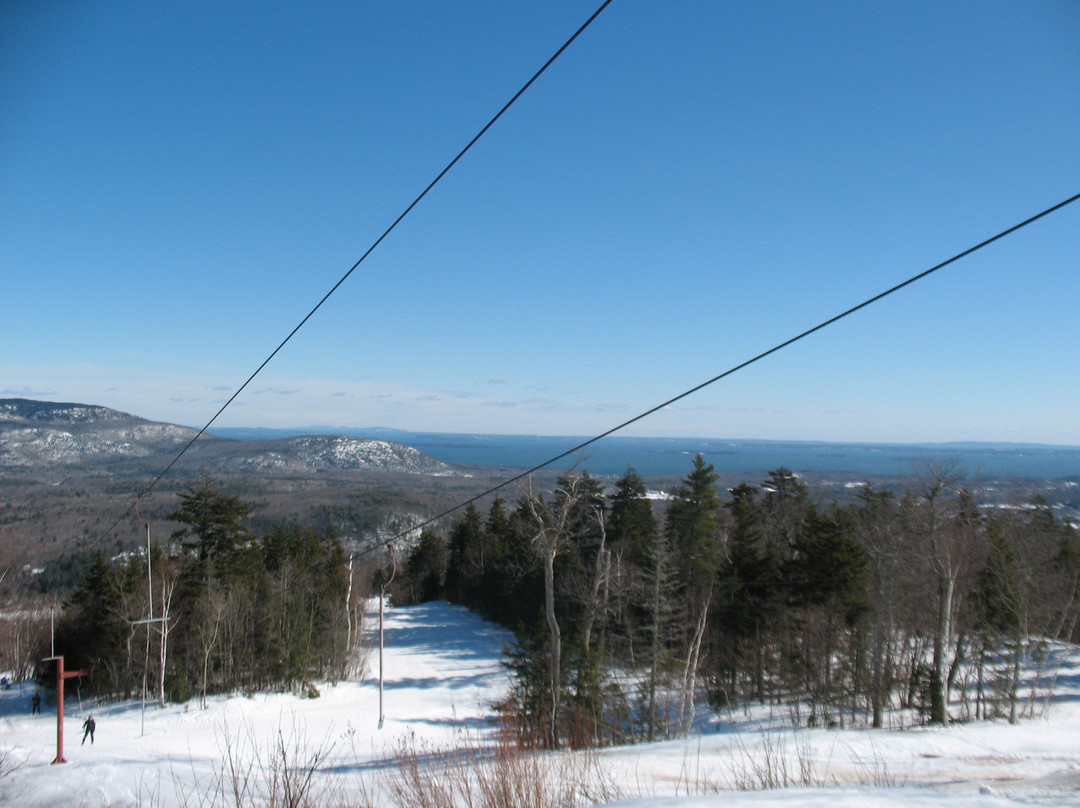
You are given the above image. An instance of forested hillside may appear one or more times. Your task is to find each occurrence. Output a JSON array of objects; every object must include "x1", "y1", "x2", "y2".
[
  {"x1": 28, "y1": 453, "x2": 1080, "y2": 751},
  {"x1": 390, "y1": 456, "x2": 1080, "y2": 748},
  {"x1": 50, "y1": 476, "x2": 365, "y2": 702}
]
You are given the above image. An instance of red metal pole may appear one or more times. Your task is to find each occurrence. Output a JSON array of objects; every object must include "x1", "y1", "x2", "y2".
[
  {"x1": 47, "y1": 656, "x2": 89, "y2": 764},
  {"x1": 53, "y1": 656, "x2": 65, "y2": 764}
]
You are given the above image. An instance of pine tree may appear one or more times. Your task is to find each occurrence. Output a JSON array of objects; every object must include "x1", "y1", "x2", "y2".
[
  {"x1": 639, "y1": 529, "x2": 678, "y2": 741},
  {"x1": 168, "y1": 474, "x2": 253, "y2": 562},
  {"x1": 405, "y1": 529, "x2": 448, "y2": 604},
  {"x1": 760, "y1": 467, "x2": 812, "y2": 562},
  {"x1": 973, "y1": 518, "x2": 1027, "y2": 722},
  {"x1": 788, "y1": 507, "x2": 868, "y2": 625},
  {"x1": 719, "y1": 483, "x2": 781, "y2": 701},
  {"x1": 608, "y1": 468, "x2": 657, "y2": 564},
  {"x1": 665, "y1": 454, "x2": 723, "y2": 592},
  {"x1": 975, "y1": 519, "x2": 1022, "y2": 636},
  {"x1": 444, "y1": 504, "x2": 484, "y2": 607}
]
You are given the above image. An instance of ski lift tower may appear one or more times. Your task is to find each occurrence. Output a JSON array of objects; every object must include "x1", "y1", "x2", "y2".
[{"x1": 41, "y1": 655, "x2": 90, "y2": 764}]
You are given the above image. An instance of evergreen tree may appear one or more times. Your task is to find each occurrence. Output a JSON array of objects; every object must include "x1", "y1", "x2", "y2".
[
  {"x1": 972, "y1": 517, "x2": 1028, "y2": 722},
  {"x1": 444, "y1": 504, "x2": 484, "y2": 606},
  {"x1": 760, "y1": 467, "x2": 812, "y2": 562},
  {"x1": 721, "y1": 483, "x2": 781, "y2": 638},
  {"x1": 787, "y1": 506, "x2": 869, "y2": 626},
  {"x1": 607, "y1": 468, "x2": 657, "y2": 564},
  {"x1": 53, "y1": 553, "x2": 126, "y2": 692},
  {"x1": 485, "y1": 496, "x2": 512, "y2": 540},
  {"x1": 405, "y1": 529, "x2": 448, "y2": 604},
  {"x1": 638, "y1": 529, "x2": 678, "y2": 741},
  {"x1": 974, "y1": 519, "x2": 1023, "y2": 636},
  {"x1": 665, "y1": 454, "x2": 723, "y2": 591},
  {"x1": 169, "y1": 474, "x2": 253, "y2": 562},
  {"x1": 718, "y1": 482, "x2": 781, "y2": 701}
]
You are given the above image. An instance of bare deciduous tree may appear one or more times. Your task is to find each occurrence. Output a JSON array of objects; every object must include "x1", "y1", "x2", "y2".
[
  {"x1": 854, "y1": 485, "x2": 901, "y2": 728},
  {"x1": 522, "y1": 472, "x2": 596, "y2": 749},
  {"x1": 910, "y1": 459, "x2": 967, "y2": 726}
]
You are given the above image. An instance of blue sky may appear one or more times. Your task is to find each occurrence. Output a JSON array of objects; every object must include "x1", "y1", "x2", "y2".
[{"x1": 3, "y1": 1, "x2": 1078, "y2": 445}]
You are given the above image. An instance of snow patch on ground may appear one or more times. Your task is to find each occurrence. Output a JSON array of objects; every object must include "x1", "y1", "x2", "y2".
[{"x1": 3, "y1": 602, "x2": 1080, "y2": 807}]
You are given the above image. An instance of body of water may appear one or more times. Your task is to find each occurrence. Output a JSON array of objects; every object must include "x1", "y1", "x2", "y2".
[{"x1": 213, "y1": 428, "x2": 1080, "y2": 479}]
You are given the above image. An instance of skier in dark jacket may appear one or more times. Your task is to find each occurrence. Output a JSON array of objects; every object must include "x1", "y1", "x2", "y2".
[{"x1": 81, "y1": 715, "x2": 95, "y2": 744}]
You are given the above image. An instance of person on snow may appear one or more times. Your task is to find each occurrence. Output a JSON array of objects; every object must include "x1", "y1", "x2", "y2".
[
  {"x1": 31, "y1": 691, "x2": 41, "y2": 714},
  {"x1": 81, "y1": 714, "x2": 95, "y2": 744}
]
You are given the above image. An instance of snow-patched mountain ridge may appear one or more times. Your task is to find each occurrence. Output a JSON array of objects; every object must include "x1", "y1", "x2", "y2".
[
  {"x1": 0, "y1": 398, "x2": 200, "y2": 467},
  {"x1": 0, "y1": 398, "x2": 139, "y2": 424},
  {"x1": 0, "y1": 398, "x2": 457, "y2": 476},
  {"x1": 0, "y1": 423, "x2": 199, "y2": 466},
  {"x1": 230, "y1": 434, "x2": 456, "y2": 475}
]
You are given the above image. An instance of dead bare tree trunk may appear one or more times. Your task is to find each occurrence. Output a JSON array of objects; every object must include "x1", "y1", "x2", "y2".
[
  {"x1": 157, "y1": 566, "x2": 177, "y2": 707},
  {"x1": 580, "y1": 508, "x2": 610, "y2": 656},
  {"x1": 913, "y1": 460, "x2": 965, "y2": 727},
  {"x1": 345, "y1": 553, "x2": 355, "y2": 675},
  {"x1": 871, "y1": 568, "x2": 887, "y2": 728},
  {"x1": 931, "y1": 568, "x2": 954, "y2": 726},
  {"x1": 522, "y1": 472, "x2": 595, "y2": 749},
  {"x1": 197, "y1": 589, "x2": 230, "y2": 709},
  {"x1": 542, "y1": 542, "x2": 561, "y2": 747},
  {"x1": 679, "y1": 589, "x2": 710, "y2": 736},
  {"x1": 524, "y1": 484, "x2": 564, "y2": 749}
]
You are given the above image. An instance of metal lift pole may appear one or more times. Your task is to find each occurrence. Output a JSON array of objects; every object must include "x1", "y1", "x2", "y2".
[
  {"x1": 43, "y1": 656, "x2": 89, "y2": 764},
  {"x1": 378, "y1": 546, "x2": 396, "y2": 730},
  {"x1": 135, "y1": 496, "x2": 153, "y2": 737}
]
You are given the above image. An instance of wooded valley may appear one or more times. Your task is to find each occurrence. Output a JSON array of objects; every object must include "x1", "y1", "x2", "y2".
[{"x1": 32, "y1": 452, "x2": 1079, "y2": 755}]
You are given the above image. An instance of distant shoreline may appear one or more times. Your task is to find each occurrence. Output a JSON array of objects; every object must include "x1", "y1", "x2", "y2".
[{"x1": 210, "y1": 427, "x2": 1080, "y2": 479}]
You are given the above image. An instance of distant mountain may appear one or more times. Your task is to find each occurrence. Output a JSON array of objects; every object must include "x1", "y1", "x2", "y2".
[
  {"x1": 211, "y1": 434, "x2": 457, "y2": 475},
  {"x1": 0, "y1": 398, "x2": 202, "y2": 468},
  {"x1": 0, "y1": 399, "x2": 457, "y2": 477},
  {"x1": 0, "y1": 399, "x2": 140, "y2": 424}
]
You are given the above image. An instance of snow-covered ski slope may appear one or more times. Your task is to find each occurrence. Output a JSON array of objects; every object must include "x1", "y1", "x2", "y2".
[{"x1": 3, "y1": 601, "x2": 1080, "y2": 807}]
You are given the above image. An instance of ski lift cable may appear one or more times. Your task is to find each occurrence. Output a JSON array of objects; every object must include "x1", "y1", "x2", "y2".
[
  {"x1": 358, "y1": 191, "x2": 1080, "y2": 559},
  {"x1": 90, "y1": 0, "x2": 616, "y2": 549}
]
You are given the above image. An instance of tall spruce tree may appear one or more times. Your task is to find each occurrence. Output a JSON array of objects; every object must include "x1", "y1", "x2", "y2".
[
  {"x1": 760, "y1": 467, "x2": 812, "y2": 562},
  {"x1": 608, "y1": 468, "x2": 657, "y2": 564},
  {"x1": 639, "y1": 528, "x2": 678, "y2": 741},
  {"x1": 787, "y1": 506, "x2": 868, "y2": 626},
  {"x1": 720, "y1": 482, "x2": 781, "y2": 700},
  {"x1": 444, "y1": 504, "x2": 484, "y2": 607},
  {"x1": 405, "y1": 529, "x2": 448, "y2": 604},
  {"x1": 665, "y1": 454, "x2": 723, "y2": 591}
]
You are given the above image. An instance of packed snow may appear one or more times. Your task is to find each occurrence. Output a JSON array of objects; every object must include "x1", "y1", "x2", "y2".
[{"x1": 2, "y1": 601, "x2": 1080, "y2": 807}]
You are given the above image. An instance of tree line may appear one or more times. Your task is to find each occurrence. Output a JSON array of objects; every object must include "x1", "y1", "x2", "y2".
[
  {"x1": 49, "y1": 475, "x2": 364, "y2": 703},
  {"x1": 390, "y1": 456, "x2": 1080, "y2": 748},
  {"x1": 43, "y1": 458, "x2": 1079, "y2": 747}
]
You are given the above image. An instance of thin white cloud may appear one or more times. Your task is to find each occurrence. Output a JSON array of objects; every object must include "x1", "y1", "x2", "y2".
[{"x1": 1, "y1": 385, "x2": 57, "y2": 396}]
